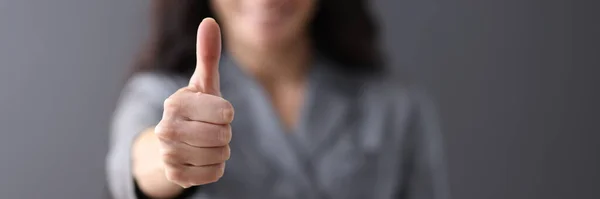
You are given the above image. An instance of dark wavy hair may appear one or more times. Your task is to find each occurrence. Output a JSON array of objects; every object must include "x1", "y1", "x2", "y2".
[{"x1": 134, "y1": 0, "x2": 384, "y2": 76}]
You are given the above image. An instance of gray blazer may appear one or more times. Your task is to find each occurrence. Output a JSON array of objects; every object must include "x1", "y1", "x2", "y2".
[{"x1": 106, "y1": 54, "x2": 451, "y2": 199}]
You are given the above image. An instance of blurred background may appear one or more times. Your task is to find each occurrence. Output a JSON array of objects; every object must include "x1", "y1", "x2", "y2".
[{"x1": 0, "y1": 0, "x2": 597, "y2": 199}]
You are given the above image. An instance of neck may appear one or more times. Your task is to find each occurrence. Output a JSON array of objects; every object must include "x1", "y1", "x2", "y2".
[{"x1": 225, "y1": 36, "x2": 312, "y2": 86}]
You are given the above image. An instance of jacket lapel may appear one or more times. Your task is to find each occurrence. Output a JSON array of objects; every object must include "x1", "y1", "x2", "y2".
[{"x1": 218, "y1": 54, "x2": 316, "y2": 198}]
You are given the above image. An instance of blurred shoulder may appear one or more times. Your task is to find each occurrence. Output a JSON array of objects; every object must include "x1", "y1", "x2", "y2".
[
  {"x1": 125, "y1": 71, "x2": 187, "y2": 90},
  {"x1": 358, "y1": 72, "x2": 434, "y2": 113},
  {"x1": 119, "y1": 71, "x2": 188, "y2": 102},
  {"x1": 320, "y1": 54, "x2": 435, "y2": 116}
]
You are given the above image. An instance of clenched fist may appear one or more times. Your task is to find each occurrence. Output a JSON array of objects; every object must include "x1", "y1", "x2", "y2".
[{"x1": 154, "y1": 18, "x2": 234, "y2": 188}]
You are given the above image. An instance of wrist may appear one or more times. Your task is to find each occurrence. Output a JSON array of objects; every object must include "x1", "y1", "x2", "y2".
[{"x1": 132, "y1": 128, "x2": 184, "y2": 198}]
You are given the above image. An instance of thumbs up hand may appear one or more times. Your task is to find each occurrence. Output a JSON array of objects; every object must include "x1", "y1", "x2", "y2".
[{"x1": 155, "y1": 18, "x2": 234, "y2": 188}]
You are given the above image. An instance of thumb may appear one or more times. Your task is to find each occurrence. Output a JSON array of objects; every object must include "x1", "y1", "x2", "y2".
[{"x1": 189, "y1": 18, "x2": 222, "y2": 96}]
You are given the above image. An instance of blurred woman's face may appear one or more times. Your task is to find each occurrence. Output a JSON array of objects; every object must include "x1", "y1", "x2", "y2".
[{"x1": 211, "y1": 0, "x2": 317, "y2": 49}]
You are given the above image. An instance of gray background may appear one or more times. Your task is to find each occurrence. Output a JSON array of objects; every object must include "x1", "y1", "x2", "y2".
[{"x1": 0, "y1": 0, "x2": 596, "y2": 199}]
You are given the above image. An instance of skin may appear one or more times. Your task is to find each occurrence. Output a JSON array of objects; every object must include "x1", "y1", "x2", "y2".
[{"x1": 132, "y1": 0, "x2": 317, "y2": 198}]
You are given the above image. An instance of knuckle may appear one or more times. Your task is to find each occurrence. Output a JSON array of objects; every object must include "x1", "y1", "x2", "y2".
[
  {"x1": 188, "y1": 178, "x2": 203, "y2": 186},
  {"x1": 216, "y1": 163, "x2": 226, "y2": 179},
  {"x1": 216, "y1": 125, "x2": 232, "y2": 146},
  {"x1": 221, "y1": 146, "x2": 231, "y2": 161},
  {"x1": 204, "y1": 172, "x2": 221, "y2": 184},
  {"x1": 163, "y1": 97, "x2": 180, "y2": 113},
  {"x1": 165, "y1": 167, "x2": 185, "y2": 183},
  {"x1": 155, "y1": 122, "x2": 178, "y2": 140},
  {"x1": 223, "y1": 101, "x2": 235, "y2": 123},
  {"x1": 206, "y1": 177, "x2": 219, "y2": 184},
  {"x1": 198, "y1": 165, "x2": 224, "y2": 184},
  {"x1": 192, "y1": 174, "x2": 213, "y2": 186}
]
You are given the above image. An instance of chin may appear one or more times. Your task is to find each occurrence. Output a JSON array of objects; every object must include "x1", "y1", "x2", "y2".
[
  {"x1": 246, "y1": 37, "x2": 285, "y2": 51},
  {"x1": 245, "y1": 30, "x2": 295, "y2": 48}
]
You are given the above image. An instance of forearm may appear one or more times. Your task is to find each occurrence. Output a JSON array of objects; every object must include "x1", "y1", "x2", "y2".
[{"x1": 132, "y1": 128, "x2": 184, "y2": 199}]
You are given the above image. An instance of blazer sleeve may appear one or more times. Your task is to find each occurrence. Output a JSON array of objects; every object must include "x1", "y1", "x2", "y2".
[{"x1": 105, "y1": 73, "x2": 174, "y2": 199}]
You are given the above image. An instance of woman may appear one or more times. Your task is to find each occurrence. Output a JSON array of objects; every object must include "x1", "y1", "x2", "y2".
[{"x1": 106, "y1": 0, "x2": 450, "y2": 198}]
